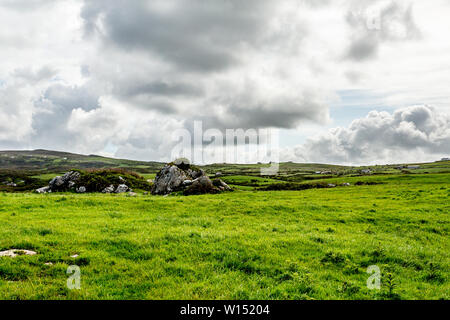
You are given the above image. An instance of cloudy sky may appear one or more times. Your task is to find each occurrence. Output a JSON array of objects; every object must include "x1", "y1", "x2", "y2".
[{"x1": 0, "y1": 0, "x2": 449, "y2": 165}]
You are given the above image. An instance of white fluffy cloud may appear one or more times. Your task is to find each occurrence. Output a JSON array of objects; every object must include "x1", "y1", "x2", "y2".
[
  {"x1": 284, "y1": 105, "x2": 450, "y2": 165},
  {"x1": 0, "y1": 84, "x2": 34, "y2": 142}
]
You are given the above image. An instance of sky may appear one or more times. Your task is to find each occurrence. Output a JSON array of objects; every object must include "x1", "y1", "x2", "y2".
[{"x1": 0, "y1": 0, "x2": 449, "y2": 165}]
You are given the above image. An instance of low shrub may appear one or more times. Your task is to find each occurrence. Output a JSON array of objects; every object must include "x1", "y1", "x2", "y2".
[
  {"x1": 259, "y1": 182, "x2": 329, "y2": 191},
  {"x1": 73, "y1": 169, "x2": 151, "y2": 192}
]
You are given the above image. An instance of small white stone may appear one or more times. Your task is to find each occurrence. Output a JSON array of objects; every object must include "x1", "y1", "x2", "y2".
[{"x1": 0, "y1": 249, "x2": 37, "y2": 257}]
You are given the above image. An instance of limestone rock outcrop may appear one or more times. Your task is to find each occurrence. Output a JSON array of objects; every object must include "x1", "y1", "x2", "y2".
[{"x1": 151, "y1": 159, "x2": 232, "y2": 195}]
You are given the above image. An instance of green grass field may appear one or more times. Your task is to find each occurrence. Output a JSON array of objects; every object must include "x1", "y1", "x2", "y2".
[{"x1": 0, "y1": 173, "x2": 448, "y2": 300}]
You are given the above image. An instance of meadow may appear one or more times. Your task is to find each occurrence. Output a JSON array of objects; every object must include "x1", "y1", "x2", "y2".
[{"x1": 0, "y1": 173, "x2": 448, "y2": 300}]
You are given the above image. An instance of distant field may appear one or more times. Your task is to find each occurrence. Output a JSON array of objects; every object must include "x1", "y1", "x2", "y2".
[
  {"x1": 140, "y1": 173, "x2": 156, "y2": 180},
  {"x1": 0, "y1": 173, "x2": 448, "y2": 300},
  {"x1": 31, "y1": 173, "x2": 64, "y2": 182},
  {"x1": 220, "y1": 175, "x2": 285, "y2": 190}
]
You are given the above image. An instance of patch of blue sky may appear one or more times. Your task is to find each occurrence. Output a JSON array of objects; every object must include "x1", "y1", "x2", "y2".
[
  {"x1": 329, "y1": 89, "x2": 396, "y2": 127},
  {"x1": 103, "y1": 141, "x2": 118, "y2": 156}
]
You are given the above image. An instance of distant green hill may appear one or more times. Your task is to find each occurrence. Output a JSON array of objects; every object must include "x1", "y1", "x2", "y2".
[
  {"x1": 0, "y1": 149, "x2": 351, "y2": 175},
  {"x1": 1, "y1": 149, "x2": 448, "y2": 177},
  {"x1": 0, "y1": 149, "x2": 163, "y2": 173}
]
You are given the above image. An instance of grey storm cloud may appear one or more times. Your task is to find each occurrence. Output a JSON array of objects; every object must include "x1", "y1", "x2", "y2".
[
  {"x1": 0, "y1": 0, "x2": 55, "y2": 11},
  {"x1": 110, "y1": 78, "x2": 199, "y2": 114},
  {"x1": 31, "y1": 84, "x2": 101, "y2": 148},
  {"x1": 77, "y1": 0, "x2": 325, "y2": 129},
  {"x1": 292, "y1": 105, "x2": 450, "y2": 164},
  {"x1": 345, "y1": 1, "x2": 421, "y2": 61},
  {"x1": 196, "y1": 91, "x2": 329, "y2": 130},
  {"x1": 41, "y1": 84, "x2": 100, "y2": 112},
  {"x1": 226, "y1": 102, "x2": 325, "y2": 129},
  {"x1": 119, "y1": 81, "x2": 203, "y2": 98},
  {"x1": 81, "y1": 0, "x2": 278, "y2": 73},
  {"x1": 0, "y1": 0, "x2": 326, "y2": 157},
  {"x1": 12, "y1": 66, "x2": 57, "y2": 84},
  {"x1": 347, "y1": 34, "x2": 379, "y2": 61}
]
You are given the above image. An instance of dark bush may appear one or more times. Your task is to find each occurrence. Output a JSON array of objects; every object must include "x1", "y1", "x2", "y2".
[
  {"x1": 0, "y1": 170, "x2": 47, "y2": 192},
  {"x1": 259, "y1": 182, "x2": 329, "y2": 191},
  {"x1": 354, "y1": 181, "x2": 381, "y2": 186},
  {"x1": 73, "y1": 169, "x2": 151, "y2": 192}
]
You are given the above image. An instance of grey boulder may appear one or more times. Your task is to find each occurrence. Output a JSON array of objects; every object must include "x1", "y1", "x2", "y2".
[
  {"x1": 151, "y1": 160, "x2": 232, "y2": 195},
  {"x1": 115, "y1": 184, "x2": 130, "y2": 193},
  {"x1": 47, "y1": 171, "x2": 81, "y2": 192},
  {"x1": 49, "y1": 176, "x2": 65, "y2": 188},
  {"x1": 212, "y1": 178, "x2": 232, "y2": 191},
  {"x1": 36, "y1": 186, "x2": 51, "y2": 194},
  {"x1": 102, "y1": 185, "x2": 115, "y2": 193},
  {"x1": 63, "y1": 171, "x2": 81, "y2": 182},
  {"x1": 151, "y1": 165, "x2": 190, "y2": 195},
  {"x1": 184, "y1": 176, "x2": 219, "y2": 195}
]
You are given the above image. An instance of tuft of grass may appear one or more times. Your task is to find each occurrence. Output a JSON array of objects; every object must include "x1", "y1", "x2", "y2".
[{"x1": 38, "y1": 229, "x2": 53, "y2": 236}]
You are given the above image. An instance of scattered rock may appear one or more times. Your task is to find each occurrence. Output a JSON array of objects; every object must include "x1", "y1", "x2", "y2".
[
  {"x1": 152, "y1": 159, "x2": 233, "y2": 195},
  {"x1": 36, "y1": 170, "x2": 150, "y2": 194},
  {"x1": 342, "y1": 183, "x2": 351, "y2": 186},
  {"x1": 102, "y1": 185, "x2": 115, "y2": 193},
  {"x1": 0, "y1": 249, "x2": 37, "y2": 257},
  {"x1": 44, "y1": 262, "x2": 53, "y2": 266},
  {"x1": 187, "y1": 168, "x2": 204, "y2": 180},
  {"x1": 39, "y1": 170, "x2": 81, "y2": 193},
  {"x1": 76, "y1": 186, "x2": 87, "y2": 193},
  {"x1": 49, "y1": 176, "x2": 65, "y2": 189},
  {"x1": 215, "y1": 172, "x2": 222, "y2": 177},
  {"x1": 327, "y1": 184, "x2": 336, "y2": 188},
  {"x1": 115, "y1": 184, "x2": 130, "y2": 193},
  {"x1": 212, "y1": 178, "x2": 232, "y2": 191},
  {"x1": 152, "y1": 165, "x2": 189, "y2": 195},
  {"x1": 184, "y1": 176, "x2": 217, "y2": 195},
  {"x1": 4, "y1": 182, "x2": 17, "y2": 187},
  {"x1": 70, "y1": 254, "x2": 79, "y2": 258},
  {"x1": 63, "y1": 171, "x2": 81, "y2": 183},
  {"x1": 127, "y1": 192, "x2": 137, "y2": 197},
  {"x1": 36, "y1": 186, "x2": 51, "y2": 194}
]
